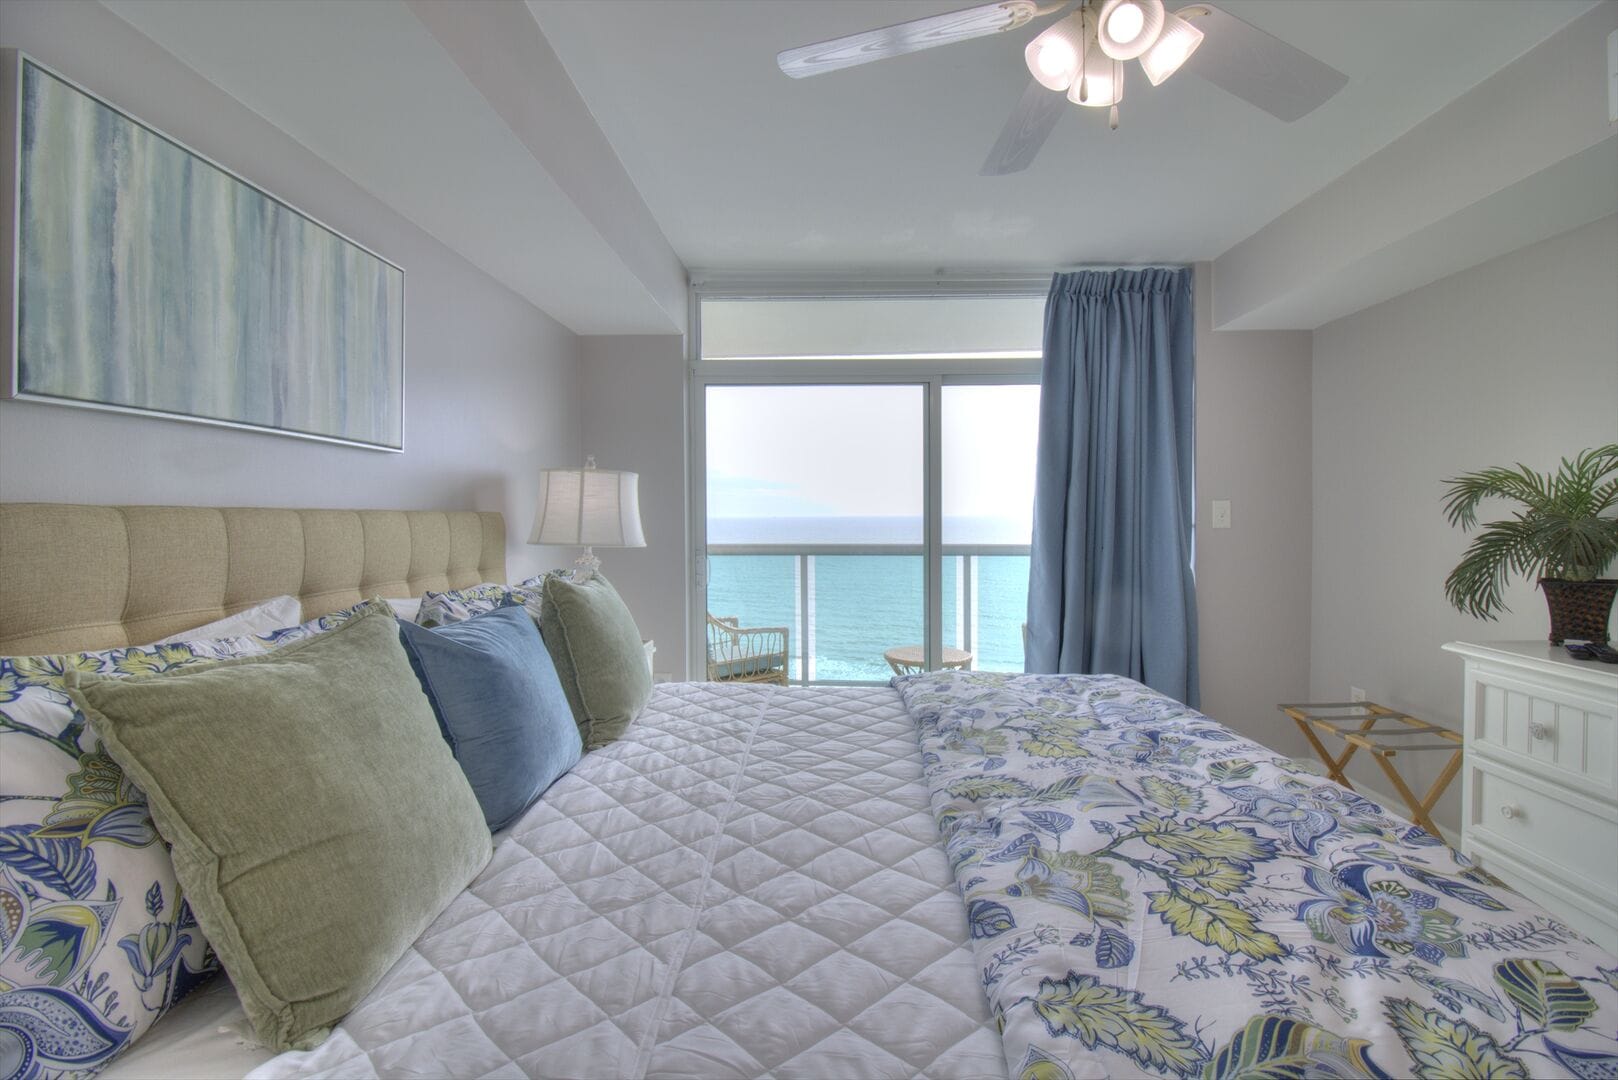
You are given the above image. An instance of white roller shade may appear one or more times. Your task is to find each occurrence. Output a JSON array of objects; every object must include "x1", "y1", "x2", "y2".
[{"x1": 700, "y1": 296, "x2": 1045, "y2": 360}]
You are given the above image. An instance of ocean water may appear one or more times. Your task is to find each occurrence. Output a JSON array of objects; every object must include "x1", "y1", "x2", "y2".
[{"x1": 706, "y1": 518, "x2": 1029, "y2": 682}]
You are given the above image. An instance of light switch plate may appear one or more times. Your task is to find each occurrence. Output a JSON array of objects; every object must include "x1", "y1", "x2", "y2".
[
  {"x1": 1211, "y1": 499, "x2": 1231, "y2": 530},
  {"x1": 1608, "y1": 29, "x2": 1617, "y2": 123}
]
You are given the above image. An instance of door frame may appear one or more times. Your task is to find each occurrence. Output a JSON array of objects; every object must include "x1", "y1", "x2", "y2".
[{"x1": 685, "y1": 278, "x2": 1047, "y2": 681}]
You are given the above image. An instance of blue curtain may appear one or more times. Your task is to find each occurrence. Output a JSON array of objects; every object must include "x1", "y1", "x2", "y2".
[{"x1": 1025, "y1": 267, "x2": 1199, "y2": 706}]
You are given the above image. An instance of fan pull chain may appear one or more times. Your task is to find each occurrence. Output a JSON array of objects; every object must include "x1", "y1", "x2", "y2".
[{"x1": 1111, "y1": 57, "x2": 1122, "y2": 129}]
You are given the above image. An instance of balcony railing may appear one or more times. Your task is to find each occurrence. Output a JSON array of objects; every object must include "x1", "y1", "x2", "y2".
[{"x1": 706, "y1": 544, "x2": 1030, "y2": 684}]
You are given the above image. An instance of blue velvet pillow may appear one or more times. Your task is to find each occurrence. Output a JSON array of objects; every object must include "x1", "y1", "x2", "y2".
[{"x1": 397, "y1": 604, "x2": 582, "y2": 831}]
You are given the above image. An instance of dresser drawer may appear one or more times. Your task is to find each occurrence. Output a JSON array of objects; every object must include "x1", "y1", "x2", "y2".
[
  {"x1": 1467, "y1": 667, "x2": 1617, "y2": 799},
  {"x1": 1465, "y1": 759, "x2": 1617, "y2": 900}
]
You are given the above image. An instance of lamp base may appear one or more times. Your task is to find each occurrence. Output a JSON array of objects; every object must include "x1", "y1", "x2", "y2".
[{"x1": 570, "y1": 546, "x2": 602, "y2": 584}]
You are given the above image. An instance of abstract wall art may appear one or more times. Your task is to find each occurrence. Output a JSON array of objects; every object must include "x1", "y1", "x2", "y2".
[{"x1": 1, "y1": 51, "x2": 405, "y2": 450}]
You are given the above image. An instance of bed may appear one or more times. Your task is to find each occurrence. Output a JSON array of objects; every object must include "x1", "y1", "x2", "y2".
[
  {"x1": 3, "y1": 502, "x2": 1616, "y2": 1080},
  {"x1": 106, "y1": 682, "x2": 1003, "y2": 1080}
]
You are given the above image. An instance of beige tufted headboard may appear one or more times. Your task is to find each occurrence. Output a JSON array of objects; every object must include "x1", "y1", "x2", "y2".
[{"x1": 0, "y1": 503, "x2": 506, "y2": 655}]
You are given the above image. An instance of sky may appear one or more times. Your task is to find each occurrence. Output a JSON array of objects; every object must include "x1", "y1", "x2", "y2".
[{"x1": 706, "y1": 383, "x2": 1040, "y2": 544}]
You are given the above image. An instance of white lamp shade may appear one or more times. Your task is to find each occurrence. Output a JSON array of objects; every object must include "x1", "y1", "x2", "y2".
[
  {"x1": 528, "y1": 465, "x2": 645, "y2": 548},
  {"x1": 1023, "y1": 11, "x2": 1087, "y2": 92},
  {"x1": 1140, "y1": 12, "x2": 1204, "y2": 86},
  {"x1": 1068, "y1": 42, "x2": 1123, "y2": 107},
  {"x1": 1097, "y1": 0, "x2": 1165, "y2": 61}
]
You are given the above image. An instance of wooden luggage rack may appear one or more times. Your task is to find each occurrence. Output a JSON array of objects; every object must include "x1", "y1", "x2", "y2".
[{"x1": 1278, "y1": 701, "x2": 1463, "y2": 844}]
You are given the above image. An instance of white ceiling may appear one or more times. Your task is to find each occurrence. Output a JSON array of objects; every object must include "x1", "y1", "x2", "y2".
[
  {"x1": 100, "y1": 0, "x2": 684, "y2": 335},
  {"x1": 530, "y1": 0, "x2": 1597, "y2": 271},
  {"x1": 98, "y1": 0, "x2": 1604, "y2": 335}
]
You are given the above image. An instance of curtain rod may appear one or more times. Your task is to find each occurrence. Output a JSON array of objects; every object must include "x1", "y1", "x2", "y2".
[{"x1": 690, "y1": 265, "x2": 1192, "y2": 299}]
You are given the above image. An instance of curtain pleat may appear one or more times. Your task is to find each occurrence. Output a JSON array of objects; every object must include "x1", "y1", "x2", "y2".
[{"x1": 1025, "y1": 267, "x2": 1199, "y2": 706}]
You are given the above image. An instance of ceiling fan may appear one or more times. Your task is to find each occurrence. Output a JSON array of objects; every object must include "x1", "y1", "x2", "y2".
[{"x1": 776, "y1": 0, "x2": 1348, "y2": 175}]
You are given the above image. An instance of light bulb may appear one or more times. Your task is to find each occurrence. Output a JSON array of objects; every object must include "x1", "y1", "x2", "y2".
[
  {"x1": 1023, "y1": 11, "x2": 1087, "y2": 92},
  {"x1": 1140, "y1": 12, "x2": 1204, "y2": 85},
  {"x1": 1036, "y1": 38, "x2": 1077, "y2": 79},
  {"x1": 1096, "y1": 0, "x2": 1165, "y2": 61},
  {"x1": 1107, "y1": 2, "x2": 1143, "y2": 44},
  {"x1": 1067, "y1": 46, "x2": 1122, "y2": 108}
]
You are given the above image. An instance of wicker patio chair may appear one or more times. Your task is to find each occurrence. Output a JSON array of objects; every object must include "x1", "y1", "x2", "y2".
[{"x1": 706, "y1": 613, "x2": 790, "y2": 685}]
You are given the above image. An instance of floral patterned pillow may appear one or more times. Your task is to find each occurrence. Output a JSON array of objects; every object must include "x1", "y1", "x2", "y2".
[
  {"x1": 515, "y1": 573, "x2": 566, "y2": 589},
  {"x1": 417, "y1": 582, "x2": 547, "y2": 629},
  {"x1": 0, "y1": 602, "x2": 374, "y2": 1076}
]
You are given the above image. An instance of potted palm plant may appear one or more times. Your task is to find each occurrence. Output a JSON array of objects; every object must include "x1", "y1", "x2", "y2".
[{"x1": 1443, "y1": 444, "x2": 1618, "y2": 644}]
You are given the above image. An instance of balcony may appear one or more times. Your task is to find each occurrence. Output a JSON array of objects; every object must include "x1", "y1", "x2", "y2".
[{"x1": 706, "y1": 545, "x2": 1030, "y2": 684}]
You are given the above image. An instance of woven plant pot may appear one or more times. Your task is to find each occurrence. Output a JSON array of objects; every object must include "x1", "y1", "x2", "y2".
[{"x1": 1539, "y1": 578, "x2": 1618, "y2": 644}]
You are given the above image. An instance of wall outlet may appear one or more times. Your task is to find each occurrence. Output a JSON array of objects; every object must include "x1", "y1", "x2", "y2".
[
  {"x1": 1211, "y1": 499, "x2": 1232, "y2": 530},
  {"x1": 1350, "y1": 686, "x2": 1366, "y2": 703}
]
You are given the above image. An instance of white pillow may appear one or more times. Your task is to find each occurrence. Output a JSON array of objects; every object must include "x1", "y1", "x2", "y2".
[
  {"x1": 386, "y1": 597, "x2": 422, "y2": 621},
  {"x1": 146, "y1": 595, "x2": 303, "y2": 646}
]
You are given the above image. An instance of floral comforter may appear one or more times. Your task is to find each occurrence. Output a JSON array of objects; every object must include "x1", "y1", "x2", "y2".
[{"x1": 896, "y1": 672, "x2": 1618, "y2": 1080}]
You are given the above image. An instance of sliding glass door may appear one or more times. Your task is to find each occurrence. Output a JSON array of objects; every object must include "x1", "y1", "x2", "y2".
[
  {"x1": 697, "y1": 376, "x2": 1038, "y2": 684},
  {"x1": 704, "y1": 383, "x2": 925, "y2": 682},
  {"x1": 942, "y1": 383, "x2": 1040, "y2": 673}
]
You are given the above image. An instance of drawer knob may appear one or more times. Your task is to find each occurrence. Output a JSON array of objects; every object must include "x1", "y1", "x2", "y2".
[
  {"x1": 1499, "y1": 804, "x2": 1520, "y2": 820},
  {"x1": 1529, "y1": 721, "x2": 1553, "y2": 741}
]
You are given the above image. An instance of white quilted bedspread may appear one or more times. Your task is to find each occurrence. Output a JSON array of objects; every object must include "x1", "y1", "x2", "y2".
[{"x1": 250, "y1": 682, "x2": 1004, "y2": 1080}]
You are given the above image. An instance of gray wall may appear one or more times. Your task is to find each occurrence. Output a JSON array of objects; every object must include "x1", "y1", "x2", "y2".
[
  {"x1": 0, "y1": 0, "x2": 582, "y2": 581},
  {"x1": 1192, "y1": 263, "x2": 1316, "y2": 751},
  {"x1": 1310, "y1": 214, "x2": 1618, "y2": 834},
  {"x1": 578, "y1": 336, "x2": 689, "y2": 679}
]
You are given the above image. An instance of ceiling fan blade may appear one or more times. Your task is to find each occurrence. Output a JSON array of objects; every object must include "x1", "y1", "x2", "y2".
[
  {"x1": 980, "y1": 78, "x2": 1066, "y2": 175},
  {"x1": 1177, "y1": 4, "x2": 1347, "y2": 122},
  {"x1": 778, "y1": 0, "x2": 1042, "y2": 79}
]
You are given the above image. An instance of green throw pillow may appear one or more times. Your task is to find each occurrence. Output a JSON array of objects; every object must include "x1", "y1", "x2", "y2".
[
  {"x1": 67, "y1": 602, "x2": 492, "y2": 1052},
  {"x1": 539, "y1": 573, "x2": 651, "y2": 749}
]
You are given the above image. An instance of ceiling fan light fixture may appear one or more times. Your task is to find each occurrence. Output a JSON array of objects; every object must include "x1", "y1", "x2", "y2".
[
  {"x1": 1140, "y1": 11, "x2": 1205, "y2": 86},
  {"x1": 1097, "y1": 0, "x2": 1165, "y2": 61},
  {"x1": 1024, "y1": 11, "x2": 1087, "y2": 91},
  {"x1": 1067, "y1": 47, "x2": 1122, "y2": 108}
]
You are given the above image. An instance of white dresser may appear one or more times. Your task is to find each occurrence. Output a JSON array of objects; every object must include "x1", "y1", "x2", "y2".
[{"x1": 1443, "y1": 641, "x2": 1618, "y2": 950}]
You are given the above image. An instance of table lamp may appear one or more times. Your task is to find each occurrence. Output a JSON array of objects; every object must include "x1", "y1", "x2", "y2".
[{"x1": 528, "y1": 456, "x2": 645, "y2": 582}]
